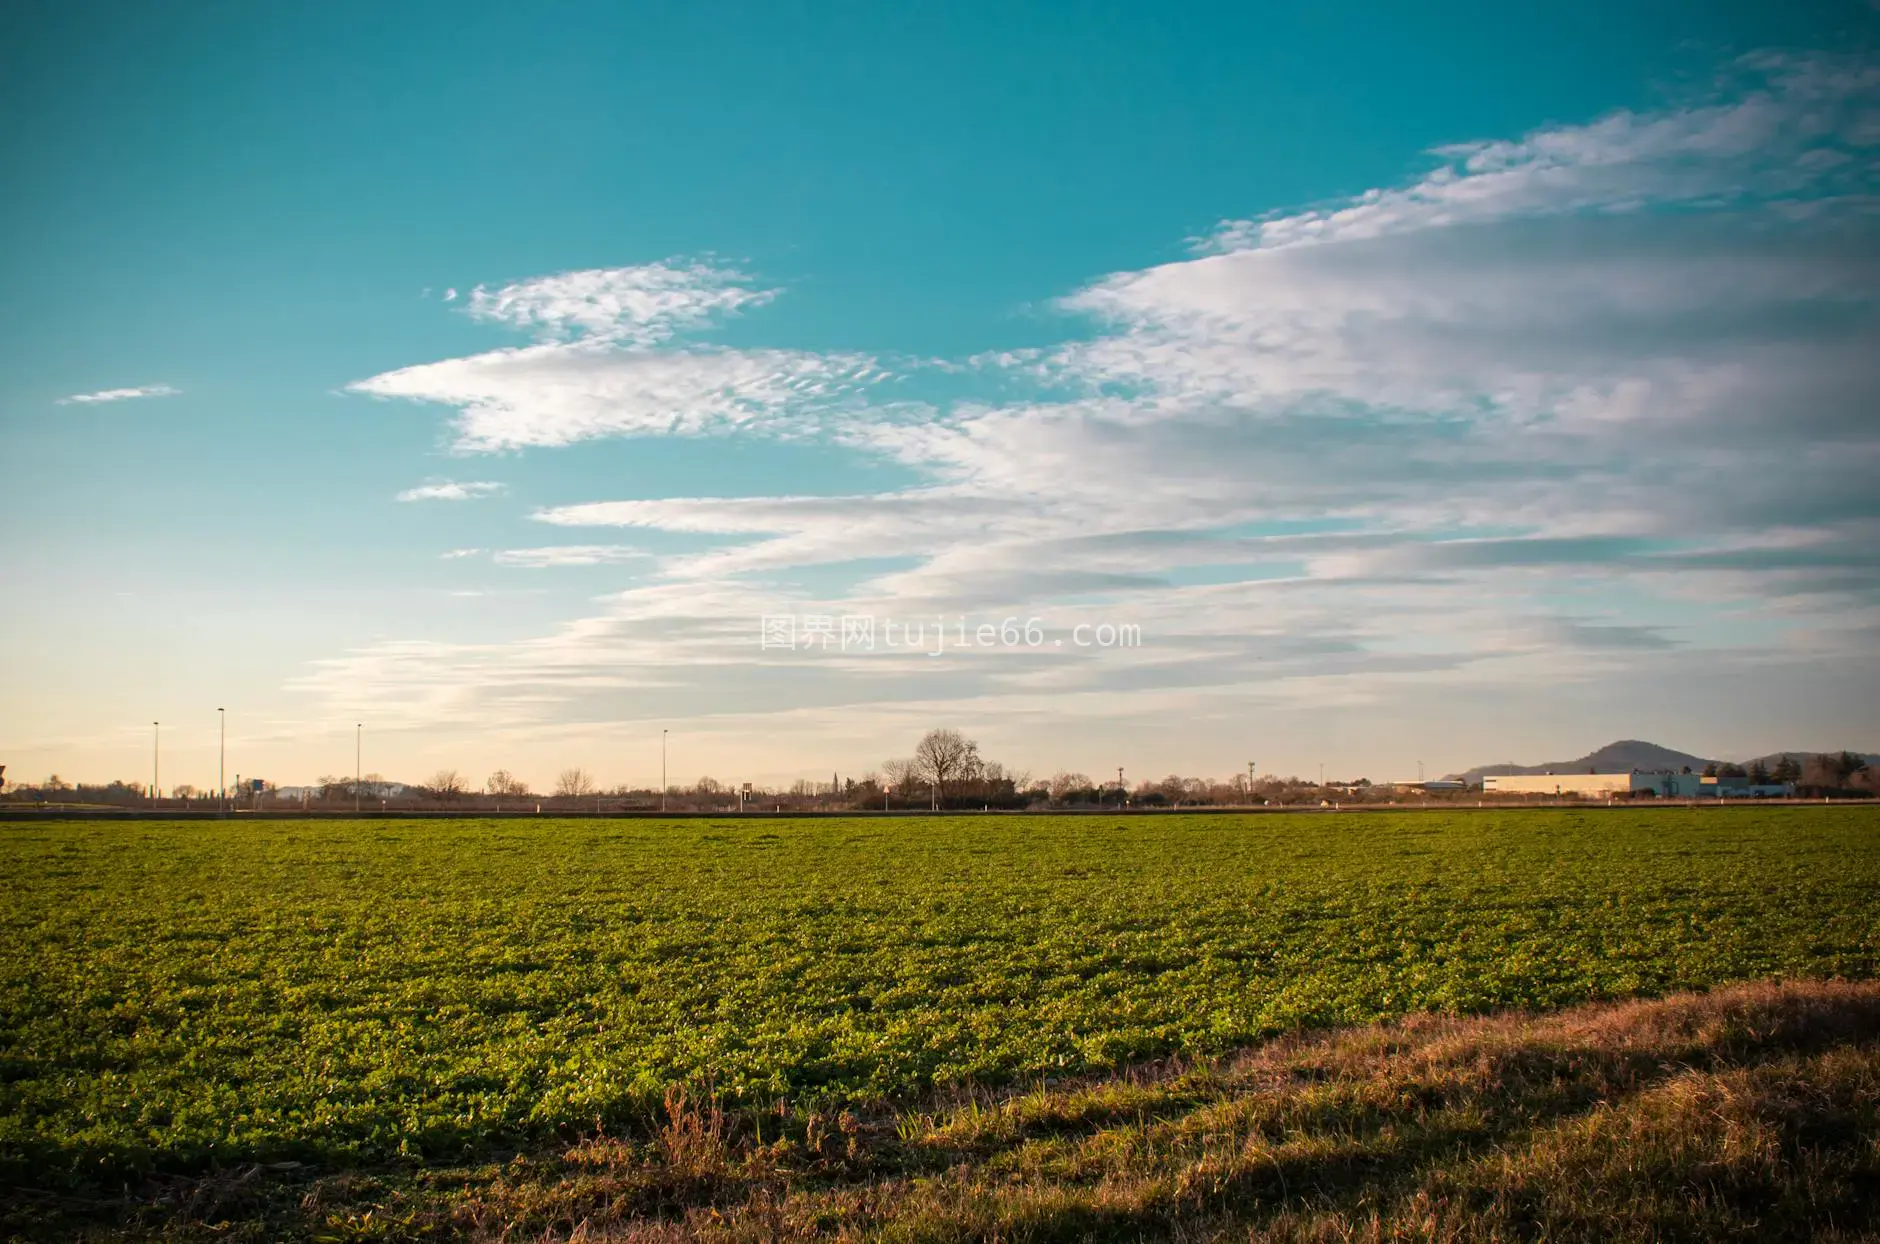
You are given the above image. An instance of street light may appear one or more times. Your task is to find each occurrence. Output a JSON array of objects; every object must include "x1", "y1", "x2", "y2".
[
  {"x1": 218, "y1": 708, "x2": 225, "y2": 815},
  {"x1": 661, "y1": 729, "x2": 668, "y2": 813}
]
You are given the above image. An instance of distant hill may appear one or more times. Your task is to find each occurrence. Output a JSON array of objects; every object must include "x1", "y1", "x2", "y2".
[
  {"x1": 1449, "y1": 739, "x2": 1715, "y2": 783},
  {"x1": 1448, "y1": 739, "x2": 1878, "y2": 783}
]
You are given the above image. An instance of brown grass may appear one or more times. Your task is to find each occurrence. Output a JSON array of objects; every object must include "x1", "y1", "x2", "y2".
[{"x1": 23, "y1": 980, "x2": 1880, "y2": 1242}]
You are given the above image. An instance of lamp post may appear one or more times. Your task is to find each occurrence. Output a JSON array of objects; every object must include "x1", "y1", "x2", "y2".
[
  {"x1": 355, "y1": 723, "x2": 362, "y2": 814},
  {"x1": 661, "y1": 729, "x2": 668, "y2": 813},
  {"x1": 217, "y1": 708, "x2": 226, "y2": 815},
  {"x1": 153, "y1": 721, "x2": 160, "y2": 806}
]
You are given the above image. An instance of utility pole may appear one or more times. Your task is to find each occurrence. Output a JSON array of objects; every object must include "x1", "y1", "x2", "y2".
[
  {"x1": 1247, "y1": 759, "x2": 1255, "y2": 801},
  {"x1": 661, "y1": 729, "x2": 668, "y2": 813},
  {"x1": 153, "y1": 721, "x2": 160, "y2": 805},
  {"x1": 218, "y1": 708, "x2": 226, "y2": 815},
  {"x1": 355, "y1": 722, "x2": 362, "y2": 814}
]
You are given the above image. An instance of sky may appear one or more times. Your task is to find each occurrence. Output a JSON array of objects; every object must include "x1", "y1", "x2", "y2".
[{"x1": 3, "y1": 0, "x2": 1878, "y2": 794}]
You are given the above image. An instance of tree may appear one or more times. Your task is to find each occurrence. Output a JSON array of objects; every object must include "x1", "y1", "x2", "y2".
[
  {"x1": 1748, "y1": 759, "x2": 1771, "y2": 785},
  {"x1": 428, "y1": 769, "x2": 466, "y2": 801},
  {"x1": 1047, "y1": 771, "x2": 1092, "y2": 802},
  {"x1": 1799, "y1": 753, "x2": 1869, "y2": 792},
  {"x1": 881, "y1": 757, "x2": 917, "y2": 799},
  {"x1": 555, "y1": 768, "x2": 596, "y2": 798},
  {"x1": 486, "y1": 769, "x2": 530, "y2": 797},
  {"x1": 910, "y1": 729, "x2": 981, "y2": 809},
  {"x1": 1773, "y1": 756, "x2": 1803, "y2": 784}
]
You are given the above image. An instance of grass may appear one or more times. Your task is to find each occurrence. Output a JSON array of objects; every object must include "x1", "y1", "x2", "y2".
[{"x1": 3, "y1": 807, "x2": 1878, "y2": 1239}]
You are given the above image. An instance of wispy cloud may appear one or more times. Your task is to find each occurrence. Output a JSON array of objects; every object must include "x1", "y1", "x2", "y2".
[
  {"x1": 395, "y1": 480, "x2": 507, "y2": 502},
  {"x1": 350, "y1": 259, "x2": 881, "y2": 452},
  {"x1": 359, "y1": 343, "x2": 878, "y2": 453},
  {"x1": 466, "y1": 261, "x2": 776, "y2": 347},
  {"x1": 58, "y1": 384, "x2": 179, "y2": 405},
  {"x1": 492, "y1": 544, "x2": 649, "y2": 568}
]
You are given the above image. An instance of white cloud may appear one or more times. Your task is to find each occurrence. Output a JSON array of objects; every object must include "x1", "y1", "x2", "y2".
[
  {"x1": 492, "y1": 544, "x2": 648, "y2": 568},
  {"x1": 1206, "y1": 52, "x2": 1880, "y2": 254},
  {"x1": 441, "y1": 547, "x2": 485, "y2": 559},
  {"x1": 466, "y1": 261, "x2": 776, "y2": 347},
  {"x1": 357, "y1": 340, "x2": 878, "y2": 452},
  {"x1": 349, "y1": 259, "x2": 881, "y2": 452},
  {"x1": 57, "y1": 384, "x2": 179, "y2": 405},
  {"x1": 395, "y1": 480, "x2": 507, "y2": 502},
  {"x1": 443, "y1": 288, "x2": 458, "y2": 302}
]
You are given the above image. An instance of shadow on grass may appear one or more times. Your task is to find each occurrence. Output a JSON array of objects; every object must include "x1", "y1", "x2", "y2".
[{"x1": 9, "y1": 980, "x2": 1880, "y2": 1242}]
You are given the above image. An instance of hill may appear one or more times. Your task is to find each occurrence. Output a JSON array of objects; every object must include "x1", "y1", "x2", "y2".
[
  {"x1": 1448, "y1": 739, "x2": 1714, "y2": 783},
  {"x1": 1449, "y1": 740, "x2": 1880, "y2": 783}
]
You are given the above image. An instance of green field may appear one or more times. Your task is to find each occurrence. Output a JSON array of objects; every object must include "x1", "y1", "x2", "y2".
[{"x1": 4, "y1": 807, "x2": 1878, "y2": 1199}]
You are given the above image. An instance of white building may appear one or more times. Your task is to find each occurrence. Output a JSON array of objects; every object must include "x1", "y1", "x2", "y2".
[
  {"x1": 1484, "y1": 772, "x2": 1793, "y2": 798},
  {"x1": 1485, "y1": 773, "x2": 1638, "y2": 797}
]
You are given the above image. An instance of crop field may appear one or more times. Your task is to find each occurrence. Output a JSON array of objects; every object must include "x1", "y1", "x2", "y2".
[{"x1": 4, "y1": 806, "x2": 1879, "y2": 1240}]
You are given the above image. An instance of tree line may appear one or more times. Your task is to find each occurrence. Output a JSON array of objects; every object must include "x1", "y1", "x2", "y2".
[{"x1": 3, "y1": 743, "x2": 1873, "y2": 809}]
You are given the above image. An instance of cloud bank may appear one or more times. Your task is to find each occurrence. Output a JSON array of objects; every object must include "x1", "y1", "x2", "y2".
[{"x1": 323, "y1": 50, "x2": 1880, "y2": 765}]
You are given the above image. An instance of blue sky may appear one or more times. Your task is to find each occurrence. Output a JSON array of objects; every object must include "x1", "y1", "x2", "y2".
[{"x1": 3, "y1": 0, "x2": 1878, "y2": 792}]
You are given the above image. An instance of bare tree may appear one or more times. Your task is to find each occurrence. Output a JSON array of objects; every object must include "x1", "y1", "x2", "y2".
[
  {"x1": 428, "y1": 769, "x2": 466, "y2": 801},
  {"x1": 555, "y1": 767, "x2": 596, "y2": 798},
  {"x1": 486, "y1": 769, "x2": 530, "y2": 797},
  {"x1": 882, "y1": 757, "x2": 917, "y2": 801},
  {"x1": 911, "y1": 729, "x2": 981, "y2": 810}
]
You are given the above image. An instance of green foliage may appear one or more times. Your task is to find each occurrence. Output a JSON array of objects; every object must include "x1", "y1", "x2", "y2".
[{"x1": 2, "y1": 809, "x2": 1876, "y2": 1188}]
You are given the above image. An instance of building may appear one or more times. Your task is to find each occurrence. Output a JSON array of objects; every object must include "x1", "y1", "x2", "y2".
[
  {"x1": 1485, "y1": 773, "x2": 1637, "y2": 797},
  {"x1": 1483, "y1": 772, "x2": 1794, "y2": 798}
]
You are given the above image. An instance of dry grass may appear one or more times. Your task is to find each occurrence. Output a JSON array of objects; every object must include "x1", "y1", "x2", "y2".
[{"x1": 19, "y1": 980, "x2": 1880, "y2": 1242}]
